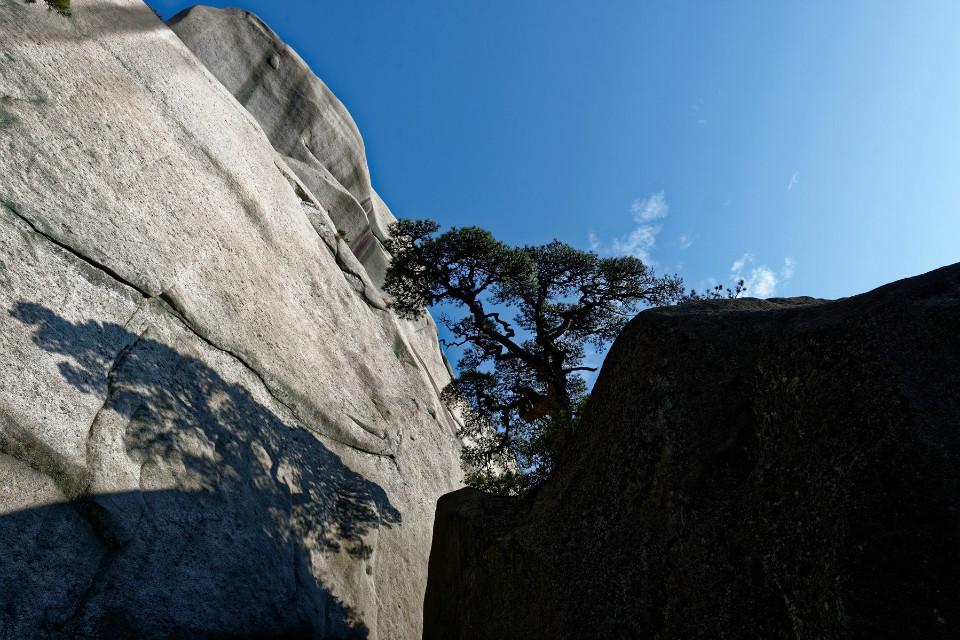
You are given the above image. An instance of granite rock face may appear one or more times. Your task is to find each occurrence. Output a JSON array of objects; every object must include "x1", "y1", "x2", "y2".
[
  {"x1": 0, "y1": 2, "x2": 461, "y2": 638},
  {"x1": 423, "y1": 264, "x2": 960, "y2": 640},
  {"x1": 169, "y1": 5, "x2": 395, "y2": 288}
]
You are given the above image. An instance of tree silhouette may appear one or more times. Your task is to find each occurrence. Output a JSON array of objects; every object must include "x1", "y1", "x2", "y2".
[{"x1": 384, "y1": 219, "x2": 684, "y2": 493}]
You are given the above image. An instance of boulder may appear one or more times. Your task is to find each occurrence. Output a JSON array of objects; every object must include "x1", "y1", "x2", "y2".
[
  {"x1": 0, "y1": 2, "x2": 461, "y2": 638},
  {"x1": 423, "y1": 264, "x2": 960, "y2": 639}
]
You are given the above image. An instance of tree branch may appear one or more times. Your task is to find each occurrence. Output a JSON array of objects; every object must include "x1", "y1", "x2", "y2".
[
  {"x1": 562, "y1": 365, "x2": 598, "y2": 373},
  {"x1": 484, "y1": 311, "x2": 516, "y2": 338}
]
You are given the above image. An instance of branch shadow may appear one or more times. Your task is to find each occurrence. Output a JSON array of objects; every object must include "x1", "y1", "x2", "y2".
[{"x1": 1, "y1": 301, "x2": 399, "y2": 639}]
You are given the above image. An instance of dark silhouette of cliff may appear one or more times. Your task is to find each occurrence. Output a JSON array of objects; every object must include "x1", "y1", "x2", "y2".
[{"x1": 424, "y1": 263, "x2": 960, "y2": 640}]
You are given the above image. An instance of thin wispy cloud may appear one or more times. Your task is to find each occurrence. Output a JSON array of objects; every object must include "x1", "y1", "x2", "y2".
[
  {"x1": 587, "y1": 231, "x2": 600, "y2": 253},
  {"x1": 691, "y1": 101, "x2": 706, "y2": 125},
  {"x1": 630, "y1": 192, "x2": 669, "y2": 222},
  {"x1": 781, "y1": 256, "x2": 796, "y2": 280},
  {"x1": 611, "y1": 226, "x2": 659, "y2": 263},
  {"x1": 730, "y1": 253, "x2": 796, "y2": 298},
  {"x1": 678, "y1": 234, "x2": 692, "y2": 249},
  {"x1": 787, "y1": 171, "x2": 799, "y2": 191},
  {"x1": 589, "y1": 192, "x2": 668, "y2": 264}
]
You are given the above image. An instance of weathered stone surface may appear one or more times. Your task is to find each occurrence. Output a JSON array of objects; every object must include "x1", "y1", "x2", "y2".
[
  {"x1": 167, "y1": 4, "x2": 456, "y2": 403},
  {"x1": 168, "y1": 5, "x2": 395, "y2": 288},
  {"x1": 424, "y1": 264, "x2": 960, "y2": 640},
  {"x1": 0, "y1": 2, "x2": 461, "y2": 638}
]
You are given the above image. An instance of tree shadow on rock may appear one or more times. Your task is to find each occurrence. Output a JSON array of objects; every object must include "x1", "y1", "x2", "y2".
[{"x1": 2, "y1": 301, "x2": 400, "y2": 639}]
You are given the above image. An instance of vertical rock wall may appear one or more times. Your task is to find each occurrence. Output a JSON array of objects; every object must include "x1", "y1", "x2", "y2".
[
  {"x1": 169, "y1": 5, "x2": 396, "y2": 290},
  {"x1": 0, "y1": 2, "x2": 461, "y2": 638}
]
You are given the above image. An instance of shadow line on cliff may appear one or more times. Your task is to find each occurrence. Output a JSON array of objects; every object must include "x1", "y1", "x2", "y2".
[{"x1": 2, "y1": 301, "x2": 400, "y2": 638}]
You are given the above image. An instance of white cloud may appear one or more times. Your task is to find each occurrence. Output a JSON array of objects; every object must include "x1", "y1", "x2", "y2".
[
  {"x1": 630, "y1": 191, "x2": 669, "y2": 222},
  {"x1": 587, "y1": 231, "x2": 600, "y2": 252},
  {"x1": 611, "y1": 225, "x2": 659, "y2": 263},
  {"x1": 730, "y1": 254, "x2": 796, "y2": 298},
  {"x1": 747, "y1": 266, "x2": 778, "y2": 297},
  {"x1": 678, "y1": 234, "x2": 692, "y2": 249},
  {"x1": 589, "y1": 192, "x2": 668, "y2": 264},
  {"x1": 781, "y1": 256, "x2": 796, "y2": 280},
  {"x1": 787, "y1": 171, "x2": 799, "y2": 191},
  {"x1": 730, "y1": 252, "x2": 753, "y2": 274}
]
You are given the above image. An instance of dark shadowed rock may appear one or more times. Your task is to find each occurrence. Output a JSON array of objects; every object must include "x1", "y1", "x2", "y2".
[{"x1": 423, "y1": 263, "x2": 960, "y2": 640}]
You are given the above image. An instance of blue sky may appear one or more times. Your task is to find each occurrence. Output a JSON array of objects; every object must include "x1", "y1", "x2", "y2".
[{"x1": 149, "y1": 1, "x2": 959, "y2": 301}]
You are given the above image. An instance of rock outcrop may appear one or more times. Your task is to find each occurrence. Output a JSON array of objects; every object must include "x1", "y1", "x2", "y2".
[
  {"x1": 0, "y1": 2, "x2": 461, "y2": 638},
  {"x1": 423, "y1": 264, "x2": 960, "y2": 639}
]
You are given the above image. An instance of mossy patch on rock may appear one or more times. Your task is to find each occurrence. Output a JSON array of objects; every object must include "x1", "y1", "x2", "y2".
[{"x1": 25, "y1": 0, "x2": 71, "y2": 17}]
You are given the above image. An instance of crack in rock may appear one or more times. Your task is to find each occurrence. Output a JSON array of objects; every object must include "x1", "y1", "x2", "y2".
[
  {"x1": 2, "y1": 200, "x2": 391, "y2": 458},
  {"x1": 0, "y1": 407, "x2": 90, "y2": 500},
  {"x1": 273, "y1": 160, "x2": 388, "y2": 312},
  {"x1": 81, "y1": 320, "x2": 148, "y2": 496},
  {"x1": 1, "y1": 200, "x2": 155, "y2": 299},
  {"x1": 156, "y1": 291, "x2": 392, "y2": 458}
]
